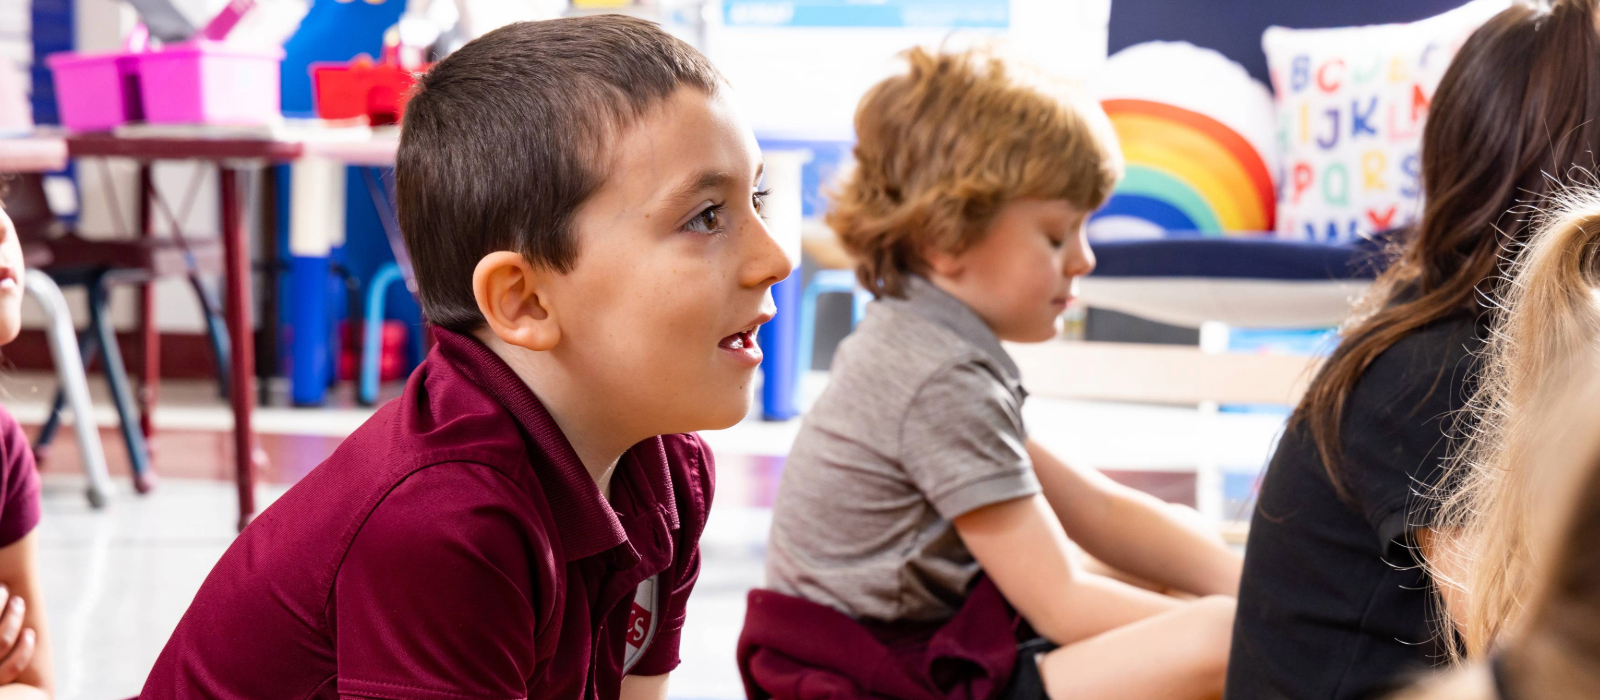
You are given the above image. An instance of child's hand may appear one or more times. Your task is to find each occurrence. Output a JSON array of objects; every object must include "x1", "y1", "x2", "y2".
[{"x1": 0, "y1": 588, "x2": 36, "y2": 685}]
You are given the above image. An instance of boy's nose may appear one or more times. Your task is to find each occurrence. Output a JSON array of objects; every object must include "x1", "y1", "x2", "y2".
[
  {"x1": 742, "y1": 218, "x2": 794, "y2": 289},
  {"x1": 1063, "y1": 236, "x2": 1096, "y2": 278}
]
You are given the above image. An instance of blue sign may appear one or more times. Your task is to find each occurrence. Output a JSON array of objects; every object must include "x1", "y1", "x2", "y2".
[{"x1": 724, "y1": 1, "x2": 1009, "y2": 28}]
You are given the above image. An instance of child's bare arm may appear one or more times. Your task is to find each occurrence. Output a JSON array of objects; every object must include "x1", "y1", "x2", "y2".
[
  {"x1": 1028, "y1": 440, "x2": 1242, "y2": 597},
  {"x1": 1036, "y1": 597, "x2": 1233, "y2": 700},
  {"x1": 952, "y1": 494, "x2": 1180, "y2": 644},
  {"x1": 0, "y1": 533, "x2": 49, "y2": 700},
  {"x1": 0, "y1": 686, "x2": 44, "y2": 700},
  {"x1": 955, "y1": 495, "x2": 1235, "y2": 700},
  {"x1": 619, "y1": 673, "x2": 669, "y2": 700}
]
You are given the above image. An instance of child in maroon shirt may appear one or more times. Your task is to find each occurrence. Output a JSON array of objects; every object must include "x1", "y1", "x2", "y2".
[
  {"x1": 0, "y1": 201, "x2": 51, "y2": 700},
  {"x1": 140, "y1": 16, "x2": 788, "y2": 700}
]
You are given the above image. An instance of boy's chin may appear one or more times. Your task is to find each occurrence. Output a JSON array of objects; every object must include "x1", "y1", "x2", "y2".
[
  {"x1": 679, "y1": 386, "x2": 755, "y2": 433},
  {"x1": 998, "y1": 320, "x2": 1061, "y2": 344}
]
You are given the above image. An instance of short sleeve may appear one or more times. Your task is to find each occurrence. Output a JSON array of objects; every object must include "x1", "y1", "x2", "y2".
[
  {"x1": 1340, "y1": 319, "x2": 1481, "y2": 552},
  {"x1": 0, "y1": 407, "x2": 39, "y2": 549},
  {"x1": 334, "y1": 464, "x2": 541, "y2": 700},
  {"x1": 628, "y1": 434, "x2": 716, "y2": 677},
  {"x1": 899, "y1": 361, "x2": 1040, "y2": 520}
]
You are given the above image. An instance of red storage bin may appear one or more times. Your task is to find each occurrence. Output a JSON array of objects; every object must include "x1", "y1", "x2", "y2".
[{"x1": 311, "y1": 54, "x2": 423, "y2": 125}]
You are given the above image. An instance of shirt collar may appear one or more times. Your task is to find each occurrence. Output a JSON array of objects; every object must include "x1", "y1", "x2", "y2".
[
  {"x1": 886, "y1": 275, "x2": 1025, "y2": 391},
  {"x1": 432, "y1": 328, "x2": 677, "y2": 562}
]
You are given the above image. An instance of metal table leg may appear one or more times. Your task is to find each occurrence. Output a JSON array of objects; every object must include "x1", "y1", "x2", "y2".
[
  {"x1": 137, "y1": 165, "x2": 160, "y2": 452},
  {"x1": 220, "y1": 165, "x2": 263, "y2": 531}
]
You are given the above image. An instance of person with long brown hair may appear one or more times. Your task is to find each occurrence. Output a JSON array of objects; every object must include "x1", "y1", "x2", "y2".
[{"x1": 1226, "y1": 2, "x2": 1600, "y2": 698}]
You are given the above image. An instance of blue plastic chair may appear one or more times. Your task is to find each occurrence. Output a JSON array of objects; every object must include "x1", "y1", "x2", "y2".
[
  {"x1": 358, "y1": 261, "x2": 424, "y2": 406},
  {"x1": 794, "y1": 269, "x2": 870, "y2": 380}
]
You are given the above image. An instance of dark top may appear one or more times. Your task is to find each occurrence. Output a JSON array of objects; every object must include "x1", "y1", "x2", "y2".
[
  {"x1": 1226, "y1": 312, "x2": 1484, "y2": 700},
  {"x1": 0, "y1": 407, "x2": 40, "y2": 549},
  {"x1": 141, "y1": 328, "x2": 715, "y2": 700}
]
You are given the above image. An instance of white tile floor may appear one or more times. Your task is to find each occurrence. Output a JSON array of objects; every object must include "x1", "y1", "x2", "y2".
[
  {"x1": 39, "y1": 477, "x2": 289, "y2": 700},
  {"x1": 28, "y1": 373, "x2": 1289, "y2": 700}
]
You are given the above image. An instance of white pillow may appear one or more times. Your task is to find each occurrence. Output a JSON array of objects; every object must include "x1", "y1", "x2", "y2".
[{"x1": 1262, "y1": 0, "x2": 1508, "y2": 243}]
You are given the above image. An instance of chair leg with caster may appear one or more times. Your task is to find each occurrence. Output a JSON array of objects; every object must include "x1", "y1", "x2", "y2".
[
  {"x1": 87, "y1": 275, "x2": 156, "y2": 494},
  {"x1": 24, "y1": 270, "x2": 114, "y2": 508},
  {"x1": 359, "y1": 263, "x2": 405, "y2": 407},
  {"x1": 190, "y1": 276, "x2": 232, "y2": 400},
  {"x1": 34, "y1": 326, "x2": 98, "y2": 465}
]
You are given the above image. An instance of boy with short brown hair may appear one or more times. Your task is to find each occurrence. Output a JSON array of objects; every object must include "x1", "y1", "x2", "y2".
[
  {"x1": 755, "y1": 47, "x2": 1242, "y2": 700},
  {"x1": 141, "y1": 15, "x2": 789, "y2": 700}
]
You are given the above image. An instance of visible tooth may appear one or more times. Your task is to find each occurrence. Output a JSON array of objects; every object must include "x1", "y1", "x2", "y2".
[{"x1": 728, "y1": 336, "x2": 743, "y2": 350}]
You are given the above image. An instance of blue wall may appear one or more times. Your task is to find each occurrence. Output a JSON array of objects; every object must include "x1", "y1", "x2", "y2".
[{"x1": 29, "y1": 0, "x2": 72, "y2": 124}]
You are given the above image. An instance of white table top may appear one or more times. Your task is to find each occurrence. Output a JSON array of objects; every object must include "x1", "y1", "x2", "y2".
[
  {"x1": 298, "y1": 133, "x2": 398, "y2": 166},
  {"x1": 0, "y1": 136, "x2": 69, "y2": 172},
  {"x1": 0, "y1": 122, "x2": 399, "y2": 172}
]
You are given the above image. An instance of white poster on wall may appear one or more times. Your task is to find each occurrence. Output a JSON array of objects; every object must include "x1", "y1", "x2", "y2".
[
  {"x1": 724, "y1": 0, "x2": 1009, "y2": 28},
  {"x1": 708, "y1": 0, "x2": 1109, "y2": 140}
]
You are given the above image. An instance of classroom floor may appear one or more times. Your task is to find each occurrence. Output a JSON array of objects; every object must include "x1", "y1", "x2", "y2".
[{"x1": 20, "y1": 372, "x2": 1287, "y2": 700}]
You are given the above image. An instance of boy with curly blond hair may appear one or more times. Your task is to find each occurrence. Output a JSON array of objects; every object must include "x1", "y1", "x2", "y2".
[{"x1": 756, "y1": 47, "x2": 1242, "y2": 700}]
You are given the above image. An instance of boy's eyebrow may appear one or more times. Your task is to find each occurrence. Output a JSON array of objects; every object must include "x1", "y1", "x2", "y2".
[
  {"x1": 662, "y1": 163, "x2": 767, "y2": 209},
  {"x1": 664, "y1": 171, "x2": 735, "y2": 208}
]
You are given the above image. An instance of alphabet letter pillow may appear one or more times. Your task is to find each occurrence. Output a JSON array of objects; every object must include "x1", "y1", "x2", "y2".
[{"x1": 1262, "y1": 0, "x2": 1507, "y2": 243}]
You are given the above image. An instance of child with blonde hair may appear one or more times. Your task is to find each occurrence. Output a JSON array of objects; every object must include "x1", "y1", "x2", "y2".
[
  {"x1": 1397, "y1": 372, "x2": 1600, "y2": 700},
  {"x1": 740, "y1": 47, "x2": 1241, "y2": 700},
  {"x1": 1399, "y1": 191, "x2": 1600, "y2": 698},
  {"x1": 1427, "y1": 187, "x2": 1600, "y2": 659}
]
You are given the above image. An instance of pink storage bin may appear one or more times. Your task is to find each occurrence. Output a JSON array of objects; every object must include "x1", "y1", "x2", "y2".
[
  {"x1": 45, "y1": 51, "x2": 143, "y2": 132},
  {"x1": 136, "y1": 43, "x2": 284, "y2": 125}
]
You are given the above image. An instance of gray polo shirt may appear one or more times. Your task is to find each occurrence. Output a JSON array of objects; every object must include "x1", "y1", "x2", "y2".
[{"x1": 765, "y1": 275, "x2": 1040, "y2": 623}]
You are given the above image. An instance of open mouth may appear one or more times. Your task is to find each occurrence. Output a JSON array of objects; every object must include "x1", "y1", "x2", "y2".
[
  {"x1": 0, "y1": 268, "x2": 18, "y2": 292},
  {"x1": 719, "y1": 310, "x2": 773, "y2": 367},
  {"x1": 719, "y1": 328, "x2": 758, "y2": 351}
]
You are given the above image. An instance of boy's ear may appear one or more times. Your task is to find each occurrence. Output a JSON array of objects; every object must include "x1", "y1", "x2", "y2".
[
  {"x1": 473, "y1": 251, "x2": 560, "y2": 352},
  {"x1": 923, "y1": 245, "x2": 965, "y2": 279}
]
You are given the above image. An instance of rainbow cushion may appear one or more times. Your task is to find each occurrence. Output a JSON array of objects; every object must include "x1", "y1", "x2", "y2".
[
  {"x1": 1101, "y1": 99, "x2": 1275, "y2": 235},
  {"x1": 1088, "y1": 41, "x2": 1278, "y2": 240}
]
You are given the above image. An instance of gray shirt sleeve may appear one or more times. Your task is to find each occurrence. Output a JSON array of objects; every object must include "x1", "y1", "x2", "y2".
[{"x1": 899, "y1": 360, "x2": 1041, "y2": 520}]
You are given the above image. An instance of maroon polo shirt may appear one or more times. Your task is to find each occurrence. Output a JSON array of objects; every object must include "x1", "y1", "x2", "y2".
[
  {"x1": 0, "y1": 407, "x2": 41, "y2": 550},
  {"x1": 140, "y1": 328, "x2": 714, "y2": 700}
]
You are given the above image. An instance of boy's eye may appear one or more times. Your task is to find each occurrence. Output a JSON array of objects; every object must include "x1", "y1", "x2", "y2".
[
  {"x1": 753, "y1": 188, "x2": 771, "y2": 217},
  {"x1": 686, "y1": 205, "x2": 723, "y2": 234}
]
